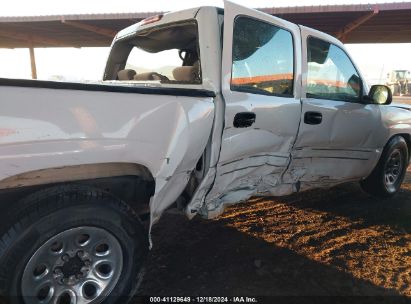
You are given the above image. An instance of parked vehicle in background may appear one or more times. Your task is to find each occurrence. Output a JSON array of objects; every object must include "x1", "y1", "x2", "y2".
[
  {"x1": 0, "y1": 1, "x2": 410, "y2": 303},
  {"x1": 386, "y1": 69, "x2": 411, "y2": 96}
]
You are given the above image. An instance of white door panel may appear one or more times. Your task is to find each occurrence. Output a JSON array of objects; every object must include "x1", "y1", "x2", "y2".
[
  {"x1": 287, "y1": 26, "x2": 383, "y2": 188},
  {"x1": 201, "y1": 1, "x2": 302, "y2": 218},
  {"x1": 295, "y1": 100, "x2": 381, "y2": 149}
]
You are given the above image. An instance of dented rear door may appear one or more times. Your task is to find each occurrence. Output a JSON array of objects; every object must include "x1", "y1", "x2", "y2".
[{"x1": 199, "y1": 1, "x2": 302, "y2": 218}]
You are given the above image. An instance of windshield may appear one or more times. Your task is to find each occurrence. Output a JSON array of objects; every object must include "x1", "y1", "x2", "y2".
[{"x1": 396, "y1": 71, "x2": 407, "y2": 78}]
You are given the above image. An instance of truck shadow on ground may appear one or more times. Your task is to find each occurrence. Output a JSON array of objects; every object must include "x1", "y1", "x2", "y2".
[
  {"x1": 270, "y1": 182, "x2": 411, "y2": 234},
  {"x1": 139, "y1": 211, "x2": 408, "y2": 299},
  {"x1": 139, "y1": 171, "x2": 411, "y2": 299}
]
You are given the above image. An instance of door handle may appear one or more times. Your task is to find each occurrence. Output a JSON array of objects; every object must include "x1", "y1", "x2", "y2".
[
  {"x1": 233, "y1": 112, "x2": 256, "y2": 128},
  {"x1": 304, "y1": 111, "x2": 322, "y2": 125}
]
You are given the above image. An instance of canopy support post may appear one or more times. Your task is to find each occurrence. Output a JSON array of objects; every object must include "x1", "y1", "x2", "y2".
[{"x1": 29, "y1": 41, "x2": 37, "y2": 79}]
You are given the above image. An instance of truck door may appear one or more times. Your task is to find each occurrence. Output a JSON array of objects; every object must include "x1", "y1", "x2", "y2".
[
  {"x1": 288, "y1": 26, "x2": 382, "y2": 190},
  {"x1": 202, "y1": 1, "x2": 302, "y2": 217}
]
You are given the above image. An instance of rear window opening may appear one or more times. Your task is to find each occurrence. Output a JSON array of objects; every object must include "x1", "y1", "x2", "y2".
[{"x1": 111, "y1": 21, "x2": 201, "y2": 85}]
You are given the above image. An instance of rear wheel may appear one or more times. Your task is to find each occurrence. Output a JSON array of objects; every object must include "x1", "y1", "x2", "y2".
[
  {"x1": 360, "y1": 136, "x2": 409, "y2": 197},
  {"x1": 0, "y1": 185, "x2": 148, "y2": 304}
]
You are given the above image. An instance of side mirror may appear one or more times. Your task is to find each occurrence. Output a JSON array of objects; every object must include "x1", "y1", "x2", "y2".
[{"x1": 367, "y1": 85, "x2": 392, "y2": 105}]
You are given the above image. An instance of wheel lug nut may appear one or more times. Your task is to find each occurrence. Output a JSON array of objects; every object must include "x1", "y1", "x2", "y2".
[
  {"x1": 54, "y1": 268, "x2": 62, "y2": 275},
  {"x1": 62, "y1": 254, "x2": 70, "y2": 262}
]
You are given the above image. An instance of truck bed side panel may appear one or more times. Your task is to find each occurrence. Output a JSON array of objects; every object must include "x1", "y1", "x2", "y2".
[{"x1": 0, "y1": 84, "x2": 215, "y2": 223}]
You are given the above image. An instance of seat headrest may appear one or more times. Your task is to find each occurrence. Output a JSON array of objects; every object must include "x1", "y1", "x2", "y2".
[
  {"x1": 134, "y1": 72, "x2": 163, "y2": 81},
  {"x1": 172, "y1": 64, "x2": 200, "y2": 82},
  {"x1": 117, "y1": 69, "x2": 136, "y2": 80}
]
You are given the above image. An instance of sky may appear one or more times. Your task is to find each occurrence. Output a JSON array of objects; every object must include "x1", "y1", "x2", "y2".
[
  {"x1": 0, "y1": 0, "x2": 407, "y2": 16},
  {"x1": 0, "y1": 0, "x2": 411, "y2": 83}
]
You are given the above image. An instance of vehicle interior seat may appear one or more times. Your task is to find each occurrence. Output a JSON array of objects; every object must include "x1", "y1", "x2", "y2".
[
  {"x1": 117, "y1": 69, "x2": 136, "y2": 80},
  {"x1": 172, "y1": 61, "x2": 200, "y2": 83},
  {"x1": 134, "y1": 72, "x2": 169, "y2": 82}
]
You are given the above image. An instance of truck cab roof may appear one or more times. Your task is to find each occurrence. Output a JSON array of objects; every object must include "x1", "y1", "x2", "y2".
[{"x1": 115, "y1": 7, "x2": 205, "y2": 41}]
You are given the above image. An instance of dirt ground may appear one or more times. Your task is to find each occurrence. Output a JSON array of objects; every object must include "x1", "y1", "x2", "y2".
[
  {"x1": 138, "y1": 167, "x2": 411, "y2": 300},
  {"x1": 394, "y1": 96, "x2": 411, "y2": 105}
]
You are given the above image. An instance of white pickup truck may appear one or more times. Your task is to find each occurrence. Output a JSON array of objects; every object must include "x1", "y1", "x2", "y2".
[{"x1": 0, "y1": 2, "x2": 410, "y2": 303}]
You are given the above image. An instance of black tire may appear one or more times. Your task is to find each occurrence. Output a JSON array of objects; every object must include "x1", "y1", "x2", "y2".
[
  {"x1": 360, "y1": 136, "x2": 409, "y2": 198},
  {"x1": 0, "y1": 185, "x2": 148, "y2": 304}
]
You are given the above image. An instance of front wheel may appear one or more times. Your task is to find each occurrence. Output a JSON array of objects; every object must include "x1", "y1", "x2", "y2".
[
  {"x1": 360, "y1": 136, "x2": 409, "y2": 197},
  {"x1": 0, "y1": 185, "x2": 148, "y2": 304}
]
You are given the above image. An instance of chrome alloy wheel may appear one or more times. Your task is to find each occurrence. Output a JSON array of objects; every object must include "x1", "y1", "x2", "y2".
[
  {"x1": 21, "y1": 227, "x2": 123, "y2": 304},
  {"x1": 384, "y1": 148, "x2": 404, "y2": 192}
]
